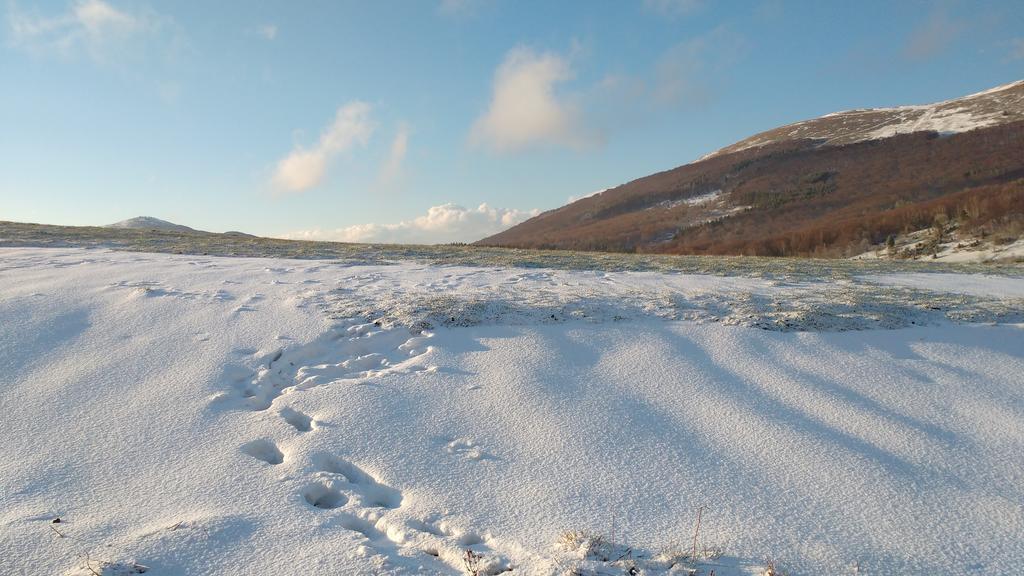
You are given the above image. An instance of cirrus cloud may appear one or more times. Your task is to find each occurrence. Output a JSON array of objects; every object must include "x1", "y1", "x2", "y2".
[
  {"x1": 272, "y1": 101, "x2": 375, "y2": 193},
  {"x1": 652, "y1": 26, "x2": 745, "y2": 106},
  {"x1": 378, "y1": 124, "x2": 410, "y2": 186},
  {"x1": 903, "y1": 8, "x2": 962, "y2": 61},
  {"x1": 5, "y1": 0, "x2": 173, "y2": 62},
  {"x1": 278, "y1": 203, "x2": 539, "y2": 245}
]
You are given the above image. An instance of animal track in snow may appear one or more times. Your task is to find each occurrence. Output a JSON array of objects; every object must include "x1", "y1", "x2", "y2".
[
  {"x1": 279, "y1": 407, "x2": 313, "y2": 432},
  {"x1": 446, "y1": 438, "x2": 489, "y2": 461},
  {"x1": 312, "y1": 453, "x2": 403, "y2": 509},
  {"x1": 301, "y1": 458, "x2": 512, "y2": 574},
  {"x1": 221, "y1": 320, "x2": 512, "y2": 573},
  {"x1": 457, "y1": 531, "x2": 484, "y2": 546},
  {"x1": 388, "y1": 516, "x2": 512, "y2": 574},
  {"x1": 332, "y1": 513, "x2": 387, "y2": 540},
  {"x1": 406, "y1": 517, "x2": 447, "y2": 537},
  {"x1": 109, "y1": 279, "x2": 233, "y2": 302},
  {"x1": 211, "y1": 289, "x2": 234, "y2": 301},
  {"x1": 302, "y1": 482, "x2": 348, "y2": 509},
  {"x1": 292, "y1": 328, "x2": 433, "y2": 390},
  {"x1": 231, "y1": 294, "x2": 265, "y2": 314},
  {"x1": 240, "y1": 439, "x2": 284, "y2": 465},
  {"x1": 215, "y1": 321, "x2": 434, "y2": 411}
]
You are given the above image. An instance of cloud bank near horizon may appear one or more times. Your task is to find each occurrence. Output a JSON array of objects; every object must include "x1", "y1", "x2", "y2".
[{"x1": 278, "y1": 203, "x2": 539, "y2": 245}]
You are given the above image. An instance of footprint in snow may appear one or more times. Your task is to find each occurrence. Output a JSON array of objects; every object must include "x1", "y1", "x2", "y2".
[
  {"x1": 279, "y1": 407, "x2": 313, "y2": 432},
  {"x1": 211, "y1": 289, "x2": 234, "y2": 301},
  {"x1": 302, "y1": 483, "x2": 348, "y2": 509},
  {"x1": 232, "y1": 294, "x2": 265, "y2": 314},
  {"x1": 311, "y1": 453, "x2": 403, "y2": 509},
  {"x1": 399, "y1": 517, "x2": 511, "y2": 573},
  {"x1": 240, "y1": 439, "x2": 285, "y2": 465},
  {"x1": 446, "y1": 438, "x2": 490, "y2": 461}
]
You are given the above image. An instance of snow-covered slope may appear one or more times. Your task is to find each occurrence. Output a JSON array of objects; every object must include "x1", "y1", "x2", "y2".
[
  {"x1": 852, "y1": 226, "x2": 1024, "y2": 264},
  {"x1": 2, "y1": 247, "x2": 1023, "y2": 575},
  {"x1": 705, "y1": 79, "x2": 1024, "y2": 159},
  {"x1": 106, "y1": 217, "x2": 198, "y2": 233}
]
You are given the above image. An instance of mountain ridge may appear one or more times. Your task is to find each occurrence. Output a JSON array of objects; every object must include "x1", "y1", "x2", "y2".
[
  {"x1": 480, "y1": 79, "x2": 1024, "y2": 258},
  {"x1": 703, "y1": 79, "x2": 1024, "y2": 159}
]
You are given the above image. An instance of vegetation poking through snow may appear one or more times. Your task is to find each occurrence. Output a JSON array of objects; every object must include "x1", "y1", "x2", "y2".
[
  {"x1": 855, "y1": 206, "x2": 1024, "y2": 263},
  {"x1": 554, "y1": 523, "x2": 731, "y2": 575},
  {"x1": 1, "y1": 219, "x2": 1021, "y2": 276}
]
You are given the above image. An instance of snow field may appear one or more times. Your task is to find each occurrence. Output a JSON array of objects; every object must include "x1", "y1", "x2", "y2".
[{"x1": 1, "y1": 247, "x2": 1023, "y2": 575}]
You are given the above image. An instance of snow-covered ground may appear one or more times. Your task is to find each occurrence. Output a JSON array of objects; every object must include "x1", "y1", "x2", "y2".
[
  {"x1": 2, "y1": 247, "x2": 1023, "y2": 575},
  {"x1": 852, "y1": 231, "x2": 1024, "y2": 264},
  {"x1": 861, "y1": 272, "x2": 1024, "y2": 299}
]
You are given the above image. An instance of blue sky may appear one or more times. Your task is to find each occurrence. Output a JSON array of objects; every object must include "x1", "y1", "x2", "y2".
[{"x1": 2, "y1": 0, "x2": 1022, "y2": 243}]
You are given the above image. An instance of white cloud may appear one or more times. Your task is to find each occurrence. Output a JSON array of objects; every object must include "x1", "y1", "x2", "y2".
[
  {"x1": 76, "y1": 0, "x2": 135, "y2": 33},
  {"x1": 272, "y1": 102, "x2": 375, "y2": 193},
  {"x1": 279, "y1": 203, "x2": 539, "y2": 245},
  {"x1": 6, "y1": 0, "x2": 153, "y2": 60},
  {"x1": 378, "y1": 124, "x2": 410, "y2": 186},
  {"x1": 470, "y1": 46, "x2": 595, "y2": 153}
]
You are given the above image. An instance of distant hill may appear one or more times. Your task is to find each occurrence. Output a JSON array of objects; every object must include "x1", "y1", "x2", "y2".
[
  {"x1": 106, "y1": 216, "x2": 200, "y2": 233},
  {"x1": 480, "y1": 80, "x2": 1024, "y2": 258}
]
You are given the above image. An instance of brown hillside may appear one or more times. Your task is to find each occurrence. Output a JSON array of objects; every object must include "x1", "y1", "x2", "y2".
[{"x1": 479, "y1": 81, "x2": 1024, "y2": 258}]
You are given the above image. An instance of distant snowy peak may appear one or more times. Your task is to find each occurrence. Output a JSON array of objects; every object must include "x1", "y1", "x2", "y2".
[
  {"x1": 704, "y1": 79, "x2": 1024, "y2": 159},
  {"x1": 106, "y1": 216, "x2": 199, "y2": 233}
]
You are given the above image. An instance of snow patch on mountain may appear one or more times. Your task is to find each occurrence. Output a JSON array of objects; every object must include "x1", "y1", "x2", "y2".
[
  {"x1": 703, "y1": 78, "x2": 1024, "y2": 159},
  {"x1": 106, "y1": 217, "x2": 199, "y2": 233}
]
